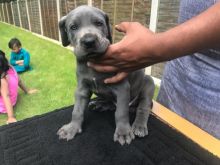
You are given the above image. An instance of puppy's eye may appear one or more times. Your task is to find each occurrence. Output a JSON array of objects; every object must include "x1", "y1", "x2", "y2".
[
  {"x1": 95, "y1": 21, "x2": 103, "y2": 26},
  {"x1": 70, "y1": 24, "x2": 78, "y2": 30}
]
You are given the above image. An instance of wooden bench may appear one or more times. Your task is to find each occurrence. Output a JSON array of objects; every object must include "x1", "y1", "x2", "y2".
[{"x1": 152, "y1": 101, "x2": 220, "y2": 158}]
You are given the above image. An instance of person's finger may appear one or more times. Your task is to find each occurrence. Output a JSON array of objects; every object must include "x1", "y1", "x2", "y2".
[
  {"x1": 89, "y1": 58, "x2": 116, "y2": 65},
  {"x1": 87, "y1": 62, "x2": 119, "y2": 72},
  {"x1": 115, "y1": 22, "x2": 130, "y2": 33},
  {"x1": 91, "y1": 59, "x2": 127, "y2": 67},
  {"x1": 104, "y1": 72, "x2": 128, "y2": 84}
]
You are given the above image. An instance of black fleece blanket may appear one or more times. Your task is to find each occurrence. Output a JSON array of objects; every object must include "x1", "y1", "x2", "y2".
[{"x1": 0, "y1": 105, "x2": 219, "y2": 165}]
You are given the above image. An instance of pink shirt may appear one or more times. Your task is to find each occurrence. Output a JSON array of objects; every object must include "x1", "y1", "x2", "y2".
[{"x1": 0, "y1": 67, "x2": 19, "y2": 113}]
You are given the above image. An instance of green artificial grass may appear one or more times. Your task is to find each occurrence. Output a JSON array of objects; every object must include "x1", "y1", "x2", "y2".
[{"x1": 0, "y1": 22, "x2": 159, "y2": 126}]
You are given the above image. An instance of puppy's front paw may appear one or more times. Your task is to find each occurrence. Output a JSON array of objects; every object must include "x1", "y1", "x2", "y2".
[
  {"x1": 57, "y1": 122, "x2": 82, "y2": 141},
  {"x1": 132, "y1": 121, "x2": 148, "y2": 137},
  {"x1": 114, "y1": 124, "x2": 135, "y2": 145}
]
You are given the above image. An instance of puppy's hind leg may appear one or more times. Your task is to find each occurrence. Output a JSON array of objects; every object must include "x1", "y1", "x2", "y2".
[
  {"x1": 132, "y1": 76, "x2": 155, "y2": 137},
  {"x1": 89, "y1": 96, "x2": 116, "y2": 112}
]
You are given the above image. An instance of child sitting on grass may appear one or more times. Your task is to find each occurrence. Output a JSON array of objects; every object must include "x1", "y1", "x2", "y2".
[
  {"x1": 8, "y1": 38, "x2": 31, "y2": 73},
  {"x1": 0, "y1": 50, "x2": 38, "y2": 124}
]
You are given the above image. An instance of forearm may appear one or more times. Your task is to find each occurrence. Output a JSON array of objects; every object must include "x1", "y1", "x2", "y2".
[
  {"x1": 156, "y1": 2, "x2": 220, "y2": 60},
  {"x1": 23, "y1": 53, "x2": 30, "y2": 67},
  {"x1": 10, "y1": 58, "x2": 17, "y2": 65}
]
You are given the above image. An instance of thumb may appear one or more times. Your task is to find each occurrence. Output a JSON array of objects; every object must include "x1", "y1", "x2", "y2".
[{"x1": 115, "y1": 22, "x2": 130, "y2": 33}]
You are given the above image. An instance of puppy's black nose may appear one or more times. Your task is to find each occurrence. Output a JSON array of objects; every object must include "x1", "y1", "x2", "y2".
[{"x1": 80, "y1": 34, "x2": 97, "y2": 48}]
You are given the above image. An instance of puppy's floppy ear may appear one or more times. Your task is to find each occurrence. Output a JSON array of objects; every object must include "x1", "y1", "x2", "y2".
[
  {"x1": 59, "y1": 16, "x2": 70, "y2": 47},
  {"x1": 104, "y1": 14, "x2": 112, "y2": 44}
]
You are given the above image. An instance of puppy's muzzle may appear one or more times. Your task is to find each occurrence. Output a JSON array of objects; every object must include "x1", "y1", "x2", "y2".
[{"x1": 80, "y1": 34, "x2": 98, "y2": 49}]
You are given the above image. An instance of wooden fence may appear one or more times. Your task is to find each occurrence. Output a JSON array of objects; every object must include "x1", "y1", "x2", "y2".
[{"x1": 0, "y1": 0, "x2": 180, "y2": 79}]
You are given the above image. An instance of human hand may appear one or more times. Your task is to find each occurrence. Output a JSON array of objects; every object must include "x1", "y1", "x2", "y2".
[
  {"x1": 88, "y1": 22, "x2": 161, "y2": 83},
  {"x1": 27, "y1": 89, "x2": 38, "y2": 94},
  {"x1": 16, "y1": 60, "x2": 24, "y2": 66}
]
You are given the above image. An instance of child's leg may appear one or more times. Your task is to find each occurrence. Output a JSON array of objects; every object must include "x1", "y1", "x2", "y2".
[{"x1": 0, "y1": 77, "x2": 17, "y2": 124}]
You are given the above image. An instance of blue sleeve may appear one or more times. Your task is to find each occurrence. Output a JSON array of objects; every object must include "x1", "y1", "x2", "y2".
[
  {"x1": 10, "y1": 52, "x2": 17, "y2": 66},
  {"x1": 23, "y1": 50, "x2": 30, "y2": 68}
]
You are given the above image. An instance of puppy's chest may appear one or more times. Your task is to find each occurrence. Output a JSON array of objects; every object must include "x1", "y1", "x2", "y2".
[
  {"x1": 85, "y1": 76, "x2": 113, "y2": 95},
  {"x1": 90, "y1": 77, "x2": 105, "y2": 93},
  {"x1": 78, "y1": 65, "x2": 114, "y2": 96}
]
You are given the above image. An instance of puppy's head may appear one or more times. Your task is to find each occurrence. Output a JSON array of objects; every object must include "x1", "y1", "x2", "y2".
[{"x1": 59, "y1": 5, "x2": 112, "y2": 61}]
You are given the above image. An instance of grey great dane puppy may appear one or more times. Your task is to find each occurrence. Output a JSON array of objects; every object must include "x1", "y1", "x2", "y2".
[{"x1": 57, "y1": 5, "x2": 155, "y2": 145}]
